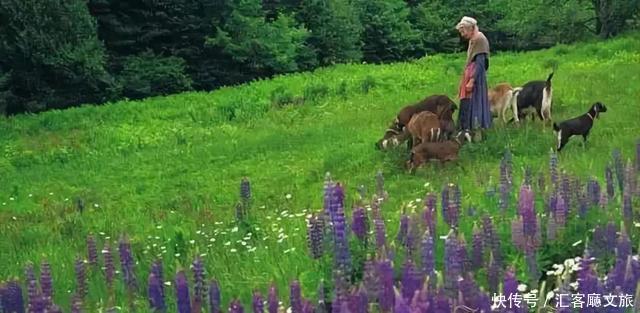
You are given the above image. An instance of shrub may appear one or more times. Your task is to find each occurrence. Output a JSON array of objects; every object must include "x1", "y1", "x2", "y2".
[{"x1": 117, "y1": 51, "x2": 193, "y2": 100}]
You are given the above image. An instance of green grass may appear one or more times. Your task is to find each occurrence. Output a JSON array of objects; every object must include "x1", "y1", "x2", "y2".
[{"x1": 1, "y1": 32, "x2": 640, "y2": 310}]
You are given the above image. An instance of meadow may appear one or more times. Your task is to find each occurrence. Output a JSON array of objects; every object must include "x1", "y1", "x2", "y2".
[{"x1": 1, "y1": 32, "x2": 640, "y2": 312}]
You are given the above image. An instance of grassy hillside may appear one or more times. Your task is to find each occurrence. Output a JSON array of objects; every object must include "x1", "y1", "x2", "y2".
[{"x1": 1, "y1": 33, "x2": 639, "y2": 310}]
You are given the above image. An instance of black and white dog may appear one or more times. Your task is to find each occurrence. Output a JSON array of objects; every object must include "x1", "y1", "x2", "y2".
[
  {"x1": 552, "y1": 102, "x2": 607, "y2": 151},
  {"x1": 510, "y1": 72, "x2": 554, "y2": 123}
]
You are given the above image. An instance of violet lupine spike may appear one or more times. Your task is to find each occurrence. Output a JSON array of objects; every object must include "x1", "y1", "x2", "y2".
[
  {"x1": 148, "y1": 272, "x2": 166, "y2": 312},
  {"x1": 525, "y1": 250, "x2": 538, "y2": 288},
  {"x1": 511, "y1": 217, "x2": 525, "y2": 252},
  {"x1": 317, "y1": 280, "x2": 327, "y2": 313},
  {"x1": 447, "y1": 184, "x2": 461, "y2": 229},
  {"x1": 192, "y1": 256, "x2": 206, "y2": 311},
  {"x1": 102, "y1": 242, "x2": 115, "y2": 290},
  {"x1": 40, "y1": 261, "x2": 53, "y2": 309},
  {"x1": 613, "y1": 149, "x2": 624, "y2": 193},
  {"x1": 397, "y1": 214, "x2": 409, "y2": 245},
  {"x1": 361, "y1": 261, "x2": 379, "y2": 301},
  {"x1": 499, "y1": 162, "x2": 510, "y2": 215},
  {"x1": 503, "y1": 267, "x2": 519, "y2": 297},
  {"x1": 151, "y1": 260, "x2": 164, "y2": 297},
  {"x1": 87, "y1": 235, "x2": 98, "y2": 266},
  {"x1": 75, "y1": 258, "x2": 87, "y2": 300},
  {"x1": 421, "y1": 230, "x2": 435, "y2": 276},
  {"x1": 377, "y1": 259, "x2": 395, "y2": 312},
  {"x1": 290, "y1": 280, "x2": 303, "y2": 313},
  {"x1": 71, "y1": 292, "x2": 83, "y2": 313},
  {"x1": 555, "y1": 195, "x2": 567, "y2": 227},
  {"x1": 481, "y1": 216, "x2": 502, "y2": 268},
  {"x1": 458, "y1": 273, "x2": 480, "y2": 310},
  {"x1": 209, "y1": 280, "x2": 221, "y2": 313},
  {"x1": 616, "y1": 228, "x2": 632, "y2": 262},
  {"x1": 546, "y1": 192, "x2": 557, "y2": 215},
  {"x1": 229, "y1": 299, "x2": 244, "y2": 313},
  {"x1": 587, "y1": 178, "x2": 601, "y2": 206},
  {"x1": 457, "y1": 233, "x2": 470, "y2": 275},
  {"x1": 444, "y1": 233, "x2": 461, "y2": 296},
  {"x1": 441, "y1": 184, "x2": 450, "y2": 222},
  {"x1": 331, "y1": 186, "x2": 351, "y2": 275},
  {"x1": 348, "y1": 286, "x2": 367, "y2": 313},
  {"x1": 301, "y1": 300, "x2": 314, "y2": 313},
  {"x1": 546, "y1": 215, "x2": 557, "y2": 241},
  {"x1": 25, "y1": 263, "x2": 40, "y2": 313},
  {"x1": 268, "y1": 284, "x2": 278, "y2": 313},
  {"x1": 550, "y1": 151, "x2": 559, "y2": 188},
  {"x1": 118, "y1": 236, "x2": 137, "y2": 290},
  {"x1": 518, "y1": 184, "x2": 537, "y2": 239},
  {"x1": 401, "y1": 260, "x2": 421, "y2": 302},
  {"x1": 560, "y1": 174, "x2": 571, "y2": 211},
  {"x1": 175, "y1": 271, "x2": 192, "y2": 313},
  {"x1": 307, "y1": 213, "x2": 325, "y2": 259},
  {"x1": 471, "y1": 224, "x2": 483, "y2": 270},
  {"x1": 423, "y1": 193, "x2": 437, "y2": 236},
  {"x1": 622, "y1": 256, "x2": 638, "y2": 295},
  {"x1": 432, "y1": 289, "x2": 451, "y2": 312},
  {"x1": 393, "y1": 288, "x2": 411, "y2": 313},
  {"x1": 487, "y1": 253, "x2": 500, "y2": 294},
  {"x1": 373, "y1": 202, "x2": 386, "y2": 249},
  {"x1": 351, "y1": 206, "x2": 367, "y2": 241},
  {"x1": 405, "y1": 218, "x2": 420, "y2": 256},
  {"x1": 252, "y1": 291, "x2": 264, "y2": 313},
  {"x1": 605, "y1": 164, "x2": 615, "y2": 199},
  {"x1": 2, "y1": 280, "x2": 25, "y2": 313}
]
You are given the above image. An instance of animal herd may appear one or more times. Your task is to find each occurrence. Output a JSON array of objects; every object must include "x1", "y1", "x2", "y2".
[{"x1": 376, "y1": 72, "x2": 609, "y2": 172}]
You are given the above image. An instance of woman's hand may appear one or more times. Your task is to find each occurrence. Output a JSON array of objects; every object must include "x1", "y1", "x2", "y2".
[{"x1": 465, "y1": 79, "x2": 474, "y2": 93}]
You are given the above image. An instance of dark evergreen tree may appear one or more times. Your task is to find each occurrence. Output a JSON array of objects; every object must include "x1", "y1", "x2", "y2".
[{"x1": 0, "y1": 0, "x2": 116, "y2": 114}]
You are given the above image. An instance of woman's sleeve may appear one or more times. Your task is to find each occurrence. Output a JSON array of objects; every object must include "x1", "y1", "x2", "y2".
[{"x1": 473, "y1": 53, "x2": 487, "y2": 80}]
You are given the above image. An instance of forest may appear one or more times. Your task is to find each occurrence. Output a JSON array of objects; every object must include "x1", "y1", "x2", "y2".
[{"x1": 0, "y1": 0, "x2": 638, "y2": 115}]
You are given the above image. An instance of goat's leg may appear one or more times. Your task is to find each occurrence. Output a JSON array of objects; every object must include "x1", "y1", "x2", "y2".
[{"x1": 582, "y1": 132, "x2": 589, "y2": 148}]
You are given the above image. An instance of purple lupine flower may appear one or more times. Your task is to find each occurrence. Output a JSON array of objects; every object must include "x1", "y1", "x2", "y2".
[
  {"x1": 613, "y1": 149, "x2": 624, "y2": 193},
  {"x1": 616, "y1": 228, "x2": 632, "y2": 262},
  {"x1": 432, "y1": 289, "x2": 451, "y2": 312},
  {"x1": 441, "y1": 184, "x2": 450, "y2": 221},
  {"x1": 404, "y1": 218, "x2": 420, "y2": 256},
  {"x1": 229, "y1": 299, "x2": 244, "y2": 313},
  {"x1": 458, "y1": 273, "x2": 481, "y2": 310},
  {"x1": 240, "y1": 177, "x2": 251, "y2": 206},
  {"x1": 151, "y1": 261, "x2": 164, "y2": 298},
  {"x1": 587, "y1": 178, "x2": 601, "y2": 206},
  {"x1": 331, "y1": 185, "x2": 351, "y2": 275},
  {"x1": 102, "y1": 242, "x2": 115, "y2": 289},
  {"x1": 377, "y1": 259, "x2": 394, "y2": 312},
  {"x1": 503, "y1": 267, "x2": 518, "y2": 297},
  {"x1": 301, "y1": 300, "x2": 314, "y2": 313},
  {"x1": 348, "y1": 286, "x2": 367, "y2": 313},
  {"x1": 192, "y1": 256, "x2": 206, "y2": 312},
  {"x1": 511, "y1": 217, "x2": 525, "y2": 252},
  {"x1": 2, "y1": 280, "x2": 25, "y2": 313},
  {"x1": 623, "y1": 162, "x2": 634, "y2": 222},
  {"x1": 351, "y1": 206, "x2": 367, "y2": 241},
  {"x1": 444, "y1": 232, "x2": 461, "y2": 296},
  {"x1": 75, "y1": 258, "x2": 87, "y2": 300},
  {"x1": 307, "y1": 213, "x2": 325, "y2": 259},
  {"x1": 118, "y1": 236, "x2": 137, "y2": 290},
  {"x1": 457, "y1": 233, "x2": 470, "y2": 275},
  {"x1": 317, "y1": 281, "x2": 327, "y2": 313},
  {"x1": 148, "y1": 272, "x2": 166, "y2": 312},
  {"x1": 622, "y1": 256, "x2": 638, "y2": 295},
  {"x1": 87, "y1": 235, "x2": 98, "y2": 266},
  {"x1": 487, "y1": 253, "x2": 500, "y2": 294},
  {"x1": 40, "y1": 261, "x2": 53, "y2": 309},
  {"x1": 525, "y1": 250, "x2": 538, "y2": 288},
  {"x1": 401, "y1": 260, "x2": 421, "y2": 302},
  {"x1": 373, "y1": 201, "x2": 386, "y2": 249},
  {"x1": 25, "y1": 263, "x2": 39, "y2": 312},
  {"x1": 423, "y1": 193, "x2": 437, "y2": 236},
  {"x1": 71, "y1": 292, "x2": 83, "y2": 313},
  {"x1": 175, "y1": 271, "x2": 192, "y2": 313},
  {"x1": 393, "y1": 288, "x2": 411, "y2": 313},
  {"x1": 577, "y1": 189, "x2": 589, "y2": 217},
  {"x1": 268, "y1": 284, "x2": 278, "y2": 313},
  {"x1": 376, "y1": 171, "x2": 388, "y2": 202},
  {"x1": 447, "y1": 184, "x2": 461, "y2": 229},
  {"x1": 209, "y1": 280, "x2": 221, "y2": 313},
  {"x1": 471, "y1": 224, "x2": 483, "y2": 270},
  {"x1": 421, "y1": 230, "x2": 435, "y2": 276},
  {"x1": 290, "y1": 280, "x2": 303, "y2": 313},
  {"x1": 550, "y1": 151, "x2": 559, "y2": 188},
  {"x1": 605, "y1": 163, "x2": 615, "y2": 199},
  {"x1": 561, "y1": 174, "x2": 571, "y2": 211},
  {"x1": 547, "y1": 192, "x2": 557, "y2": 215},
  {"x1": 555, "y1": 195, "x2": 567, "y2": 227},
  {"x1": 253, "y1": 291, "x2": 264, "y2": 313},
  {"x1": 397, "y1": 214, "x2": 409, "y2": 245},
  {"x1": 361, "y1": 261, "x2": 379, "y2": 301},
  {"x1": 518, "y1": 185, "x2": 537, "y2": 239},
  {"x1": 599, "y1": 190, "x2": 608, "y2": 209},
  {"x1": 482, "y1": 216, "x2": 502, "y2": 268}
]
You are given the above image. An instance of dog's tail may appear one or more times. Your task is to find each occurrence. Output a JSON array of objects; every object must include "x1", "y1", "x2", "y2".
[
  {"x1": 552, "y1": 122, "x2": 560, "y2": 132},
  {"x1": 510, "y1": 87, "x2": 523, "y2": 122}
]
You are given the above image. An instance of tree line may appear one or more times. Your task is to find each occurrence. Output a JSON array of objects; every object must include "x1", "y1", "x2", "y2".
[{"x1": 0, "y1": 0, "x2": 638, "y2": 115}]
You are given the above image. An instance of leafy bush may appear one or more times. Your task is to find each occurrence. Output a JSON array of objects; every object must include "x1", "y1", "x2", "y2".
[
  {"x1": 117, "y1": 51, "x2": 193, "y2": 100},
  {"x1": 303, "y1": 83, "x2": 329, "y2": 102}
]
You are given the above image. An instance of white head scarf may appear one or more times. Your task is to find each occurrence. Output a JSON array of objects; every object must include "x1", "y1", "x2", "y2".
[{"x1": 456, "y1": 16, "x2": 477, "y2": 30}]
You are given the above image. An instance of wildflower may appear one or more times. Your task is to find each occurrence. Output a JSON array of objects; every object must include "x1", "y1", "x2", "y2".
[
  {"x1": 209, "y1": 280, "x2": 221, "y2": 313},
  {"x1": 351, "y1": 206, "x2": 367, "y2": 241},
  {"x1": 148, "y1": 272, "x2": 166, "y2": 312},
  {"x1": 175, "y1": 271, "x2": 191, "y2": 313}
]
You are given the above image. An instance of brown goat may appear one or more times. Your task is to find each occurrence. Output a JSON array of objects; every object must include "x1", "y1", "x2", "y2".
[
  {"x1": 406, "y1": 111, "x2": 442, "y2": 148},
  {"x1": 406, "y1": 132, "x2": 467, "y2": 172},
  {"x1": 488, "y1": 83, "x2": 515, "y2": 122}
]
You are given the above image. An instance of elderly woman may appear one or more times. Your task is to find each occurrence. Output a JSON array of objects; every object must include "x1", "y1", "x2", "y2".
[{"x1": 456, "y1": 16, "x2": 491, "y2": 136}]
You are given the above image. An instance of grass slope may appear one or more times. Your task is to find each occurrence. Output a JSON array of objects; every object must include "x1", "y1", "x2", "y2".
[{"x1": 1, "y1": 33, "x2": 640, "y2": 310}]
